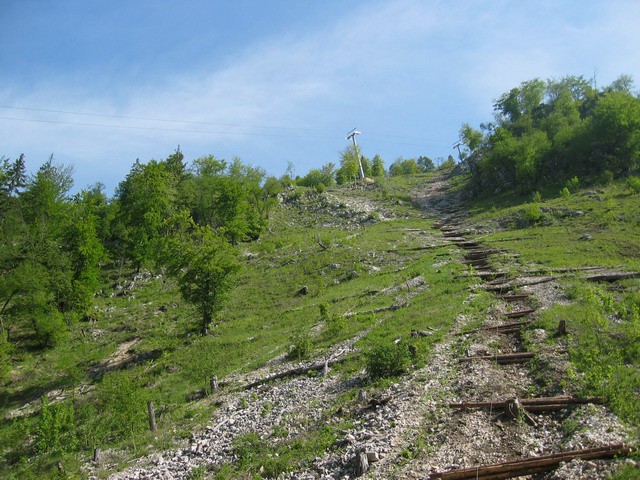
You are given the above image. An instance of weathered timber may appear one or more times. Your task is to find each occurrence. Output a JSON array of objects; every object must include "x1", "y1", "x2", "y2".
[
  {"x1": 462, "y1": 258, "x2": 490, "y2": 267},
  {"x1": 459, "y1": 350, "x2": 567, "y2": 364},
  {"x1": 475, "y1": 266, "x2": 493, "y2": 271},
  {"x1": 210, "y1": 375, "x2": 218, "y2": 392},
  {"x1": 498, "y1": 294, "x2": 530, "y2": 302},
  {"x1": 244, "y1": 357, "x2": 347, "y2": 390},
  {"x1": 506, "y1": 397, "x2": 537, "y2": 426},
  {"x1": 449, "y1": 396, "x2": 605, "y2": 410},
  {"x1": 464, "y1": 253, "x2": 490, "y2": 261},
  {"x1": 411, "y1": 328, "x2": 434, "y2": 337},
  {"x1": 484, "y1": 276, "x2": 556, "y2": 292},
  {"x1": 557, "y1": 319, "x2": 567, "y2": 336},
  {"x1": 430, "y1": 444, "x2": 632, "y2": 480},
  {"x1": 503, "y1": 308, "x2": 537, "y2": 319},
  {"x1": 484, "y1": 275, "x2": 511, "y2": 284},
  {"x1": 343, "y1": 303, "x2": 403, "y2": 318},
  {"x1": 455, "y1": 241, "x2": 482, "y2": 248},
  {"x1": 355, "y1": 450, "x2": 369, "y2": 476},
  {"x1": 456, "y1": 320, "x2": 532, "y2": 335},
  {"x1": 587, "y1": 272, "x2": 640, "y2": 282},
  {"x1": 147, "y1": 401, "x2": 157, "y2": 432}
]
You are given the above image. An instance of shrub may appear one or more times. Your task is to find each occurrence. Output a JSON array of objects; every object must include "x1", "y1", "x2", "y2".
[
  {"x1": 521, "y1": 203, "x2": 543, "y2": 225},
  {"x1": 627, "y1": 176, "x2": 640, "y2": 194},
  {"x1": 33, "y1": 311, "x2": 67, "y2": 348},
  {"x1": 324, "y1": 315, "x2": 347, "y2": 339},
  {"x1": 365, "y1": 342, "x2": 411, "y2": 379},
  {"x1": 287, "y1": 333, "x2": 312, "y2": 360},
  {"x1": 600, "y1": 170, "x2": 614, "y2": 185},
  {"x1": 559, "y1": 187, "x2": 571, "y2": 198},
  {"x1": 531, "y1": 191, "x2": 542, "y2": 203},
  {"x1": 35, "y1": 397, "x2": 77, "y2": 453},
  {"x1": 565, "y1": 176, "x2": 580, "y2": 193}
]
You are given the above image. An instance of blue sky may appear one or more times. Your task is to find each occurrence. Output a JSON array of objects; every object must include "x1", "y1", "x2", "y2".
[{"x1": 1, "y1": 0, "x2": 639, "y2": 194}]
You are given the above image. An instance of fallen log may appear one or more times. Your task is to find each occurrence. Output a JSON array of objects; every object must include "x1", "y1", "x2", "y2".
[
  {"x1": 459, "y1": 350, "x2": 567, "y2": 364},
  {"x1": 463, "y1": 254, "x2": 489, "y2": 262},
  {"x1": 430, "y1": 443, "x2": 631, "y2": 480},
  {"x1": 484, "y1": 276, "x2": 556, "y2": 292},
  {"x1": 244, "y1": 357, "x2": 347, "y2": 390},
  {"x1": 343, "y1": 303, "x2": 403, "y2": 318},
  {"x1": 484, "y1": 275, "x2": 511, "y2": 284},
  {"x1": 587, "y1": 272, "x2": 640, "y2": 282},
  {"x1": 498, "y1": 294, "x2": 530, "y2": 302},
  {"x1": 503, "y1": 308, "x2": 537, "y2": 319},
  {"x1": 449, "y1": 396, "x2": 605, "y2": 410},
  {"x1": 461, "y1": 258, "x2": 490, "y2": 267},
  {"x1": 456, "y1": 241, "x2": 482, "y2": 248},
  {"x1": 456, "y1": 320, "x2": 533, "y2": 335}
]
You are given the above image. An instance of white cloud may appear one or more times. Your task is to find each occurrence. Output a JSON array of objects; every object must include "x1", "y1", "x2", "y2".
[{"x1": 2, "y1": 0, "x2": 640, "y2": 191}]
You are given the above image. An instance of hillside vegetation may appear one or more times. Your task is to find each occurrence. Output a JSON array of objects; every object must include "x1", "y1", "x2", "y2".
[
  {"x1": 1, "y1": 74, "x2": 639, "y2": 479},
  {"x1": 1, "y1": 169, "x2": 638, "y2": 479}
]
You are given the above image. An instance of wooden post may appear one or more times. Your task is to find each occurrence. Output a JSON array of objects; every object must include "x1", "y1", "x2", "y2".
[
  {"x1": 147, "y1": 401, "x2": 157, "y2": 432},
  {"x1": 557, "y1": 320, "x2": 567, "y2": 336},
  {"x1": 323, "y1": 360, "x2": 329, "y2": 377},
  {"x1": 210, "y1": 375, "x2": 218, "y2": 393},
  {"x1": 93, "y1": 448, "x2": 101, "y2": 465},
  {"x1": 355, "y1": 450, "x2": 369, "y2": 476}
]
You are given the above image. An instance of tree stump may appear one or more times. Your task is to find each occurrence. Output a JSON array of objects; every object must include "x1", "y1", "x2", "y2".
[
  {"x1": 147, "y1": 401, "x2": 157, "y2": 432},
  {"x1": 557, "y1": 320, "x2": 567, "y2": 336},
  {"x1": 506, "y1": 397, "x2": 523, "y2": 420},
  {"x1": 355, "y1": 450, "x2": 369, "y2": 476}
]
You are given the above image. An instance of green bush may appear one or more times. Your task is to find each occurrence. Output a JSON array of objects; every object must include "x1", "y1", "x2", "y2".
[
  {"x1": 35, "y1": 397, "x2": 78, "y2": 453},
  {"x1": 559, "y1": 187, "x2": 571, "y2": 198},
  {"x1": 521, "y1": 203, "x2": 543, "y2": 225},
  {"x1": 365, "y1": 342, "x2": 411, "y2": 379},
  {"x1": 89, "y1": 371, "x2": 149, "y2": 444},
  {"x1": 531, "y1": 191, "x2": 542, "y2": 203},
  {"x1": 565, "y1": 176, "x2": 580, "y2": 193},
  {"x1": 287, "y1": 333, "x2": 312, "y2": 360},
  {"x1": 600, "y1": 170, "x2": 614, "y2": 185},
  {"x1": 324, "y1": 315, "x2": 347, "y2": 340},
  {"x1": 627, "y1": 176, "x2": 640, "y2": 194},
  {"x1": 33, "y1": 311, "x2": 67, "y2": 348}
]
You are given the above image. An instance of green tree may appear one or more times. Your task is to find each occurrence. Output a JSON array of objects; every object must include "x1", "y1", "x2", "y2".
[
  {"x1": 371, "y1": 155, "x2": 385, "y2": 177},
  {"x1": 187, "y1": 155, "x2": 267, "y2": 243},
  {"x1": 160, "y1": 215, "x2": 240, "y2": 334},
  {"x1": 389, "y1": 157, "x2": 420, "y2": 176},
  {"x1": 336, "y1": 145, "x2": 360, "y2": 184},
  {"x1": 416, "y1": 156, "x2": 435, "y2": 172},
  {"x1": 590, "y1": 90, "x2": 640, "y2": 174},
  {"x1": 115, "y1": 158, "x2": 178, "y2": 269},
  {"x1": 459, "y1": 123, "x2": 484, "y2": 157}
]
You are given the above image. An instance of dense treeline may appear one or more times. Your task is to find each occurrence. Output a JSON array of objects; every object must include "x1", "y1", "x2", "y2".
[
  {"x1": 459, "y1": 75, "x2": 640, "y2": 194},
  {"x1": 0, "y1": 150, "x2": 282, "y2": 351},
  {"x1": 296, "y1": 146, "x2": 454, "y2": 192}
]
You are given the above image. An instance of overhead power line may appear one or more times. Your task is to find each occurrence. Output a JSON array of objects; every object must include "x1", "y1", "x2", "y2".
[
  {"x1": 0, "y1": 105, "x2": 334, "y2": 134},
  {"x1": 0, "y1": 116, "x2": 339, "y2": 140},
  {"x1": 0, "y1": 105, "x2": 439, "y2": 147}
]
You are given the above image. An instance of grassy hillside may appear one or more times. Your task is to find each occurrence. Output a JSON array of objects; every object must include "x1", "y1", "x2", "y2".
[{"x1": 1, "y1": 172, "x2": 638, "y2": 479}]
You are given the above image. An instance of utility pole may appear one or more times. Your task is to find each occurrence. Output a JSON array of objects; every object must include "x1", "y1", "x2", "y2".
[
  {"x1": 346, "y1": 128, "x2": 365, "y2": 180},
  {"x1": 453, "y1": 141, "x2": 463, "y2": 161}
]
